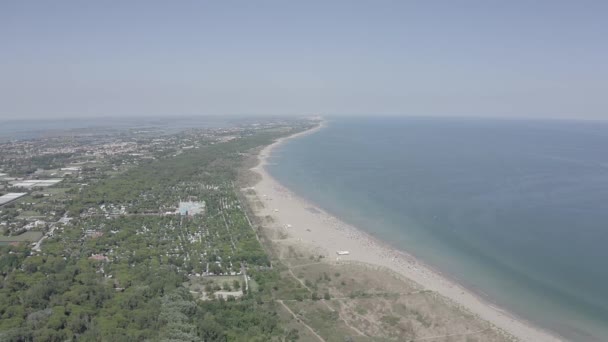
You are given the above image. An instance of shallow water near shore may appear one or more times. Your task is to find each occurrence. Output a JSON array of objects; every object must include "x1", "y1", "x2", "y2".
[{"x1": 268, "y1": 117, "x2": 608, "y2": 341}]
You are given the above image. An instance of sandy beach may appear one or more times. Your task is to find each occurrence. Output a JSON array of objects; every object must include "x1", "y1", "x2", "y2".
[{"x1": 248, "y1": 122, "x2": 563, "y2": 342}]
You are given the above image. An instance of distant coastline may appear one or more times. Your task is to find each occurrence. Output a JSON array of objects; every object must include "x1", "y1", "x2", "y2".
[{"x1": 250, "y1": 120, "x2": 563, "y2": 342}]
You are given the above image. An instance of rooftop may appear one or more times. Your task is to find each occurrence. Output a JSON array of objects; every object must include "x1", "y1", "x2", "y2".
[{"x1": 0, "y1": 192, "x2": 28, "y2": 206}]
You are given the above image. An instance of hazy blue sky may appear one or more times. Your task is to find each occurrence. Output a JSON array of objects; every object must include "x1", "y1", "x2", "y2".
[{"x1": 1, "y1": 1, "x2": 607, "y2": 120}]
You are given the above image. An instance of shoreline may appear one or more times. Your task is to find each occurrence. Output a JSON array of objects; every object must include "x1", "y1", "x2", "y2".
[{"x1": 249, "y1": 121, "x2": 563, "y2": 342}]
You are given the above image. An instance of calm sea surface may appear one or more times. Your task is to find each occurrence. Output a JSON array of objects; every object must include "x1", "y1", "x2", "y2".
[{"x1": 268, "y1": 117, "x2": 608, "y2": 341}]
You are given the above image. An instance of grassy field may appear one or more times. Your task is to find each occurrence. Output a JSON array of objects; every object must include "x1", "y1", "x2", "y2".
[
  {"x1": 39, "y1": 187, "x2": 69, "y2": 196},
  {"x1": 247, "y1": 275, "x2": 259, "y2": 292},
  {"x1": 0, "y1": 231, "x2": 43, "y2": 242},
  {"x1": 272, "y1": 245, "x2": 511, "y2": 342}
]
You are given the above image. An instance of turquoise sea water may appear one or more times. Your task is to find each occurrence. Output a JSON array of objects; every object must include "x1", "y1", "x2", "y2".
[{"x1": 268, "y1": 117, "x2": 608, "y2": 341}]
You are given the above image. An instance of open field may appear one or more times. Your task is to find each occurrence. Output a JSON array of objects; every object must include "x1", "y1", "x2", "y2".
[
  {"x1": 264, "y1": 239, "x2": 512, "y2": 342},
  {"x1": 0, "y1": 231, "x2": 43, "y2": 243}
]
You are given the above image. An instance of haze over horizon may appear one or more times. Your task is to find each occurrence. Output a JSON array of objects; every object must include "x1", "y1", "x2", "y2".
[{"x1": 1, "y1": 1, "x2": 607, "y2": 120}]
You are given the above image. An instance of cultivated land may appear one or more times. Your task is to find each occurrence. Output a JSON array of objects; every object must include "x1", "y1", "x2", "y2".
[{"x1": 240, "y1": 123, "x2": 562, "y2": 342}]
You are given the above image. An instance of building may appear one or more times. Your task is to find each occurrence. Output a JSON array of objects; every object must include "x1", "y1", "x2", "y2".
[
  {"x1": 178, "y1": 201, "x2": 206, "y2": 216},
  {"x1": 0, "y1": 193, "x2": 28, "y2": 206}
]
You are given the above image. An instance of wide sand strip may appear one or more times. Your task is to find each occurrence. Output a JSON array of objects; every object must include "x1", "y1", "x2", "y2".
[{"x1": 249, "y1": 122, "x2": 562, "y2": 342}]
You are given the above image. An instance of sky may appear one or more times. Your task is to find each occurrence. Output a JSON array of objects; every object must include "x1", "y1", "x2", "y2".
[{"x1": 1, "y1": 1, "x2": 607, "y2": 120}]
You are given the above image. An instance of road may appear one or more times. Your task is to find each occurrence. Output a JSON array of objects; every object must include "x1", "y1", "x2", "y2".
[{"x1": 32, "y1": 214, "x2": 69, "y2": 252}]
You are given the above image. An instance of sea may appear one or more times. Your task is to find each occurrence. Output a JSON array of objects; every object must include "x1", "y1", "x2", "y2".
[{"x1": 267, "y1": 116, "x2": 608, "y2": 341}]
